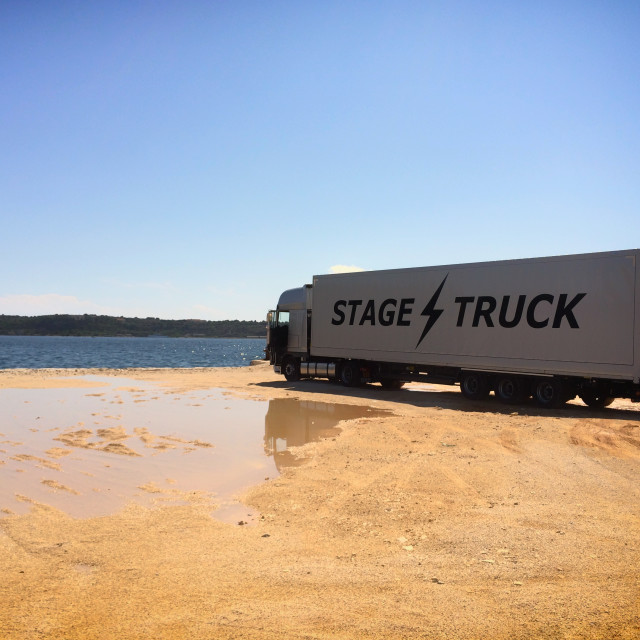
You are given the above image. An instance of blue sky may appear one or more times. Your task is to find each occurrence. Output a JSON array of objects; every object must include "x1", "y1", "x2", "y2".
[{"x1": 1, "y1": 1, "x2": 638, "y2": 321}]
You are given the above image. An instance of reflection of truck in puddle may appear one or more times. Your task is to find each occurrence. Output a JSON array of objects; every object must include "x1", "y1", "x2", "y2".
[{"x1": 264, "y1": 399, "x2": 385, "y2": 470}]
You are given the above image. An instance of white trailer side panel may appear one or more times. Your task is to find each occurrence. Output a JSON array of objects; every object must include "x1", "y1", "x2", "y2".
[{"x1": 310, "y1": 250, "x2": 639, "y2": 381}]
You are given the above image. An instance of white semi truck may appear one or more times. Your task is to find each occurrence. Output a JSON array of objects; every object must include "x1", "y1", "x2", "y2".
[{"x1": 266, "y1": 249, "x2": 640, "y2": 408}]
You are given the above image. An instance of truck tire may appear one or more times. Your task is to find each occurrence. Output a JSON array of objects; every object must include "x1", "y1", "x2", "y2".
[
  {"x1": 495, "y1": 376, "x2": 528, "y2": 404},
  {"x1": 282, "y1": 357, "x2": 301, "y2": 382},
  {"x1": 460, "y1": 372, "x2": 490, "y2": 401},
  {"x1": 533, "y1": 378, "x2": 566, "y2": 409},
  {"x1": 579, "y1": 390, "x2": 615, "y2": 408},
  {"x1": 340, "y1": 361, "x2": 361, "y2": 387}
]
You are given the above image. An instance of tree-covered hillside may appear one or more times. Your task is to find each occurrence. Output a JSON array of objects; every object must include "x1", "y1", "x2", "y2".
[{"x1": 0, "y1": 315, "x2": 266, "y2": 338}]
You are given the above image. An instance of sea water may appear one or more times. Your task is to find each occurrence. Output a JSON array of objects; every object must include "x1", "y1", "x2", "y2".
[{"x1": 0, "y1": 336, "x2": 266, "y2": 369}]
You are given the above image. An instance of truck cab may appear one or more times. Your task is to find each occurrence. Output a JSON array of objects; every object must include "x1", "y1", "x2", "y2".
[{"x1": 266, "y1": 285, "x2": 311, "y2": 378}]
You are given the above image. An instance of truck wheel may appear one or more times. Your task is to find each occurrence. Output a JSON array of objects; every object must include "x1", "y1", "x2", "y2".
[
  {"x1": 495, "y1": 377, "x2": 527, "y2": 404},
  {"x1": 460, "y1": 372, "x2": 490, "y2": 400},
  {"x1": 534, "y1": 379, "x2": 565, "y2": 409},
  {"x1": 340, "y1": 361, "x2": 361, "y2": 387},
  {"x1": 282, "y1": 357, "x2": 301, "y2": 382},
  {"x1": 579, "y1": 390, "x2": 615, "y2": 408}
]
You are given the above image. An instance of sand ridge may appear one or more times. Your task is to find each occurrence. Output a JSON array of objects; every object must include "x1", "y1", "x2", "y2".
[{"x1": 0, "y1": 364, "x2": 639, "y2": 639}]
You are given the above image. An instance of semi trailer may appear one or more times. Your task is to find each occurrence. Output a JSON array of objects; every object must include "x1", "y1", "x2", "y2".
[{"x1": 266, "y1": 249, "x2": 640, "y2": 408}]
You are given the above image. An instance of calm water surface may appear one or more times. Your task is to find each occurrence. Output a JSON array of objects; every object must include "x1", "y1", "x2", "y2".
[{"x1": 0, "y1": 336, "x2": 266, "y2": 369}]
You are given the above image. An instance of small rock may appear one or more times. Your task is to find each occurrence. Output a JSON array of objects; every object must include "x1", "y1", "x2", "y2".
[
  {"x1": 403, "y1": 545, "x2": 414, "y2": 551},
  {"x1": 431, "y1": 577, "x2": 444, "y2": 584}
]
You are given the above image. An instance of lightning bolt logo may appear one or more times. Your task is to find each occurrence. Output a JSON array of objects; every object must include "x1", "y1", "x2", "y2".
[{"x1": 416, "y1": 274, "x2": 449, "y2": 348}]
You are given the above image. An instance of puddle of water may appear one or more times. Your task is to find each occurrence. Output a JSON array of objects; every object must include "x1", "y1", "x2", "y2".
[{"x1": 0, "y1": 377, "x2": 388, "y2": 523}]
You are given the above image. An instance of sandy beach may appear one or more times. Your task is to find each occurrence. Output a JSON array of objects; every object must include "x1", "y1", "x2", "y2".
[{"x1": 1, "y1": 364, "x2": 639, "y2": 639}]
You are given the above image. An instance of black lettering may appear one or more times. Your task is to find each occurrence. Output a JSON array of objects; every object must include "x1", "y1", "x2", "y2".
[
  {"x1": 378, "y1": 298, "x2": 397, "y2": 326},
  {"x1": 498, "y1": 295, "x2": 526, "y2": 328},
  {"x1": 397, "y1": 298, "x2": 414, "y2": 326},
  {"x1": 455, "y1": 297, "x2": 475, "y2": 326},
  {"x1": 359, "y1": 300, "x2": 376, "y2": 325},
  {"x1": 332, "y1": 300, "x2": 346, "y2": 325},
  {"x1": 347, "y1": 300, "x2": 362, "y2": 325},
  {"x1": 553, "y1": 293, "x2": 586, "y2": 328},
  {"x1": 472, "y1": 296, "x2": 496, "y2": 327},
  {"x1": 527, "y1": 294, "x2": 554, "y2": 328}
]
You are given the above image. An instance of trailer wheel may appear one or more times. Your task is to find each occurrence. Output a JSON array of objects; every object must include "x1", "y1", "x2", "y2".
[
  {"x1": 495, "y1": 376, "x2": 527, "y2": 404},
  {"x1": 534, "y1": 378, "x2": 566, "y2": 409},
  {"x1": 579, "y1": 390, "x2": 615, "y2": 408},
  {"x1": 340, "y1": 361, "x2": 361, "y2": 387},
  {"x1": 460, "y1": 372, "x2": 490, "y2": 400},
  {"x1": 282, "y1": 357, "x2": 301, "y2": 382}
]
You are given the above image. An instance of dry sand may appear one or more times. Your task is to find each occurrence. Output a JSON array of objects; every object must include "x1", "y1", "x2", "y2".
[{"x1": 1, "y1": 364, "x2": 639, "y2": 639}]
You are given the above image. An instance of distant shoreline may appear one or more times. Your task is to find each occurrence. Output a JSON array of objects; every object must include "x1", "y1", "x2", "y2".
[{"x1": 0, "y1": 314, "x2": 266, "y2": 339}]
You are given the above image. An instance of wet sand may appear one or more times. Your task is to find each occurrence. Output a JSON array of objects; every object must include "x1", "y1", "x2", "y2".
[{"x1": 1, "y1": 364, "x2": 639, "y2": 639}]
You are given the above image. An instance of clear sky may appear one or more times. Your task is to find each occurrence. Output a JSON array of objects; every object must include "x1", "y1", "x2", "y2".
[{"x1": 1, "y1": 1, "x2": 638, "y2": 321}]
